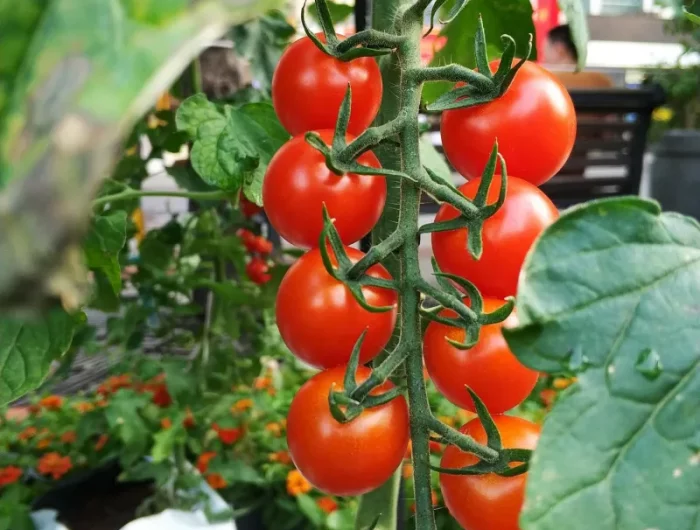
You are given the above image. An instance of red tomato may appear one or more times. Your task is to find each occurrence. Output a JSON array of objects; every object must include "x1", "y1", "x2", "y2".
[
  {"x1": 240, "y1": 197, "x2": 263, "y2": 218},
  {"x1": 263, "y1": 130, "x2": 386, "y2": 249},
  {"x1": 423, "y1": 298, "x2": 538, "y2": 413},
  {"x1": 287, "y1": 366, "x2": 409, "y2": 496},
  {"x1": 441, "y1": 61, "x2": 576, "y2": 186},
  {"x1": 276, "y1": 247, "x2": 397, "y2": 369},
  {"x1": 440, "y1": 415, "x2": 540, "y2": 530},
  {"x1": 246, "y1": 257, "x2": 271, "y2": 285},
  {"x1": 431, "y1": 176, "x2": 558, "y2": 299},
  {"x1": 272, "y1": 35, "x2": 382, "y2": 136}
]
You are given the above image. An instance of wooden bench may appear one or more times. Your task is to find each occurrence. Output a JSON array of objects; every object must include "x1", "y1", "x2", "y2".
[{"x1": 420, "y1": 85, "x2": 665, "y2": 212}]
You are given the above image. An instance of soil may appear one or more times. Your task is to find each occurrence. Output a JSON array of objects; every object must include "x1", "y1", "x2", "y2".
[{"x1": 33, "y1": 462, "x2": 153, "y2": 530}]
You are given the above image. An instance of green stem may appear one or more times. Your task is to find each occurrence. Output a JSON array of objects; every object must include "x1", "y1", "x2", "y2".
[
  {"x1": 426, "y1": 416, "x2": 499, "y2": 462},
  {"x1": 338, "y1": 115, "x2": 409, "y2": 163},
  {"x1": 416, "y1": 280, "x2": 478, "y2": 323},
  {"x1": 92, "y1": 188, "x2": 231, "y2": 208},
  {"x1": 335, "y1": 29, "x2": 407, "y2": 53},
  {"x1": 348, "y1": 229, "x2": 405, "y2": 279},
  {"x1": 411, "y1": 64, "x2": 493, "y2": 91}
]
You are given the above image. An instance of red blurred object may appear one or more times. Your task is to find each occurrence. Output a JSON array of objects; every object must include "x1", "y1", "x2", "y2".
[
  {"x1": 532, "y1": 0, "x2": 561, "y2": 63},
  {"x1": 420, "y1": 33, "x2": 447, "y2": 64}
]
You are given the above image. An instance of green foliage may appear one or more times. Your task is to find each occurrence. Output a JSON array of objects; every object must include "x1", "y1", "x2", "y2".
[
  {"x1": 0, "y1": 0, "x2": 281, "y2": 312},
  {"x1": 0, "y1": 309, "x2": 75, "y2": 405},
  {"x1": 84, "y1": 211, "x2": 129, "y2": 299},
  {"x1": 422, "y1": 0, "x2": 536, "y2": 104},
  {"x1": 505, "y1": 197, "x2": 700, "y2": 530},
  {"x1": 176, "y1": 94, "x2": 289, "y2": 202},
  {"x1": 307, "y1": 0, "x2": 354, "y2": 26},
  {"x1": 231, "y1": 10, "x2": 296, "y2": 89},
  {"x1": 557, "y1": 0, "x2": 589, "y2": 69}
]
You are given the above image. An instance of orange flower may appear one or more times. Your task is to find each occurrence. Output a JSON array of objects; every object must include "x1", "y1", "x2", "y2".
[
  {"x1": 213, "y1": 424, "x2": 244, "y2": 445},
  {"x1": 286, "y1": 469, "x2": 312, "y2": 496},
  {"x1": 37, "y1": 453, "x2": 72, "y2": 480},
  {"x1": 231, "y1": 399, "x2": 253, "y2": 413},
  {"x1": 269, "y1": 451, "x2": 292, "y2": 465},
  {"x1": 429, "y1": 440, "x2": 442, "y2": 454},
  {"x1": 197, "y1": 452, "x2": 217, "y2": 474},
  {"x1": 97, "y1": 375, "x2": 132, "y2": 395},
  {"x1": 253, "y1": 377, "x2": 271, "y2": 390},
  {"x1": 95, "y1": 398, "x2": 109, "y2": 408},
  {"x1": 317, "y1": 497, "x2": 338, "y2": 514},
  {"x1": 267, "y1": 387, "x2": 277, "y2": 397},
  {"x1": 402, "y1": 463, "x2": 413, "y2": 478},
  {"x1": 553, "y1": 377, "x2": 576, "y2": 390},
  {"x1": 95, "y1": 434, "x2": 109, "y2": 451},
  {"x1": 60, "y1": 431, "x2": 76, "y2": 444},
  {"x1": 0, "y1": 466, "x2": 22, "y2": 487},
  {"x1": 37, "y1": 437, "x2": 52, "y2": 449},
  {"x1": 161, "y1": 418, "x2": 172, "y2": 429},
  {"x1": 39, "y1": 396, "x2": 63, "y2": 410},
  {"x1": 540, "y1": 389, "x2": 556, "y2": 409},
  {"x1": 265, "y1": 422, "x2": 282, "y2": 437},
  {"x1": 206, "y1": 473, "x2": 227, "y2": 490},
  {"x1": 18, "y1": 427, "x2": 37, "y2": 441},
  {"x1": 74, "y1": 402, "x2": 95, "y2": 414},
  {"x1": 150, "y1": 384, "x2": 172, "y2": 408}
]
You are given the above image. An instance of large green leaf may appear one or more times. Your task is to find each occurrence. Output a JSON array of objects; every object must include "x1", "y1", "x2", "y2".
[
  {"x1": 423, "y1": 0, "x2": 536, "y2": 104},
  {"x1": 558, "y1": 0, "x2": 589, "y2": 69},
  {"x1": 0, "y1": 308, "x2": 75, "y2": 405},
  {"x1": 0, "y1": 0, "x2": 281, "y2": 312},
  {"x1": 307, "y1": 0, "x2": 354, "y2": 26},
  {"x1": 231, "y1": 10, "x2": 295, "y2": 89},
  {"x1": 177, "y1": 95, "x2": 289, "y2": 202},
  {"x1": 504, "y1": 197, "x2": 700, "y2": 530}
]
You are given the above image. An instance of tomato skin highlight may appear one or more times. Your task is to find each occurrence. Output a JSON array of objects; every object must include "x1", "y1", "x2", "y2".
[
  {"x1": 440, "y1": 61, "x2": 576, "y2": 186},
  {"x1": 440, "y1": 416, "x2": 540, "y2": 530},
  {"x1": 272, "y1": 35, "x2": 383, "y2": 136},
  {"x1": 431, "y1": 176, "x2": 558, "y2": 299},
  {"x1": 423, "y1": 298, "x2": 538, "y2": 413},
  {"x1": 287, "y1": 365, "x2": 409, "y2": 496},
  {"x1": 276, "y1": 247, "x2": 397, "y2": 369},
  {"x1": 263, "y1": 130, "x2": 386, "y2": 248}
]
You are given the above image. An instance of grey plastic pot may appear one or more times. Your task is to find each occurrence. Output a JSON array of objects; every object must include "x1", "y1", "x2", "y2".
[{"x1": 649, "y1": 129, "x2": 700, "y2": 219}]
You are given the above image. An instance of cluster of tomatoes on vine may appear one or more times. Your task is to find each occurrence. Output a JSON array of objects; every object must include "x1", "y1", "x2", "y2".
[
  {"x1": 238, "y1": 200, "x2": 274, "y2": 285},
  {"x1": 260, "y1": 27, "x2": 576, "y2": 530}
]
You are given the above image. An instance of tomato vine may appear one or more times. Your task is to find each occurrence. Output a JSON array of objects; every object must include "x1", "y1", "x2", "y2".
[{"x1": 262, "y1": 0, "x2": 575, "y2": 529}]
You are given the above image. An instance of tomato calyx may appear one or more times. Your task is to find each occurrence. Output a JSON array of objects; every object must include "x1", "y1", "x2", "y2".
[
  {"x1": 327, "y1": 331, "x2": 405, "y2": 424},
  {"x1": 428, "y1": 389, "x2": 532, "y2": 477},
  {"x1": 423, "y1": 19, "x2": 533, "y2": 113},
  {"x1": 318, "y1": 206, "x2": 398, "y2": 314},
  {"x1": 300, "y1": 1, "x2": 405, "y2": 61}
]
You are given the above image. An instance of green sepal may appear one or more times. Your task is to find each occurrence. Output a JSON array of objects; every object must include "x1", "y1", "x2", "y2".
[{"x1": 467, "y1": 387, "x2": 502, "y2": 451}]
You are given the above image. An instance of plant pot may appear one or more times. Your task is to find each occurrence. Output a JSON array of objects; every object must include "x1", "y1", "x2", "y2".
[{"x1": 648, "y1": 129, "x2": 700, "y2": 219}]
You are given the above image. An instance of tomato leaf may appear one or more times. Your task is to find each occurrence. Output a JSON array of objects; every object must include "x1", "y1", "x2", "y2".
[
  {"x1": 83, "y1": 210, "x2": 128, "y2": 296},
  {"x1": 423, "y1": 0, "x2": 536, "y2": 104},
  {"x1": 176, "y1": 96, "x2": 289, "y2": 199},
  {"x1": 685, "y1": 7, "x2": 700, "y2": 24},
  {"x1": 296, "y1": 493, "x2": 325, "y2": 526},
  {"x1": 557, "y1": 0, "x2": 589, "y2": 70},
  {"x1": 151, "y1": 416, "x2": 185, "y2": 463},
  {"x1": 208, "y1": 458, "x2": 264, "y2": 485},
  {"x1": 105, "y1": 390, "x2": 151, "y2": 466},
  {"x1": 231, "y1": 10, "x2": 296, "y2": 89},
  {"x1": 504, "y1": 197, "x2": 700, "y2": 530},
  {"x1": 0, "y1": 307, "x2": 75, "y2": 405}
]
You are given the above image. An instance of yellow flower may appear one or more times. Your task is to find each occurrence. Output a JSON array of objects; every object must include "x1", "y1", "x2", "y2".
[
  {"x1": 553, "y1": 377, "x2": 576, "y2": 390},
  {"x1": 653, "y1": 106, "x2": 673, "y2": 122},
  {"x1": 232, "y1": 399, "x2": 253, "y2": 413},
  {"x1": 265, "y1": 422, "x2": 283, "y2": 436},
  {"x1": 286, "y1": 470, "x2": 312, "y2": 496}
]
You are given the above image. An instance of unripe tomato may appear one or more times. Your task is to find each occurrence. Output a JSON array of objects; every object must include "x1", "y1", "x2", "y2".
[
  {"x1": 263, "y1": 130, "x2": 386, "y2": 248},
  {"x1": 423, "y1": 298, "x2": 538, "y2": 413},
  {"x1": 276, "y1": 247, "x2": 397, "y2": 369},
  {"x1": 272, "y1": 35, "x2": 382, "y2": 136},
  {"x1": 441, "y1": 61, "x2": 576, "y2": 186},
  {"x1": 440, "y1": 415, "x2": 540, "y2": 530},
  {"x1": 431, "y1": 176, "x2": 558, "y2": 299},
  {"x1": 287, "y1": 366, "x2": 409, "y2": 496}
]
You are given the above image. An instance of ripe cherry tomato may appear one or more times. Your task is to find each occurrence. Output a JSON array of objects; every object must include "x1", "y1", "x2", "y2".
[
  {"x1": 287, "y1": 365, "x2": 409, "y2": 496},
  {"x1": 246, "y1": 257, "x2": 271, "y2": 285},
  {"x1": 423, "y1": 298, "x2": 538, "y2": 414},
  {"x1": 276, "y1": 247, "x2": 397, "y2": 369},
  {"x1": 440, "y1": 415, "x2": 540, "y2": 530},
  {"x1": 440, "y1": 61, "x2": 576, "y2": 186},
  {"x1": 240, "y1": 197, "x2": 263, "y2": 218},
  {"x1": 272, "y1": 35, "x2": 383, "y2": 136},
  {"x1": 431, "y1": 176, "x2": 558, "y2": 299},
  {"x1": 263, "y1": 130, "x2": 386, "y2": 248}
]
